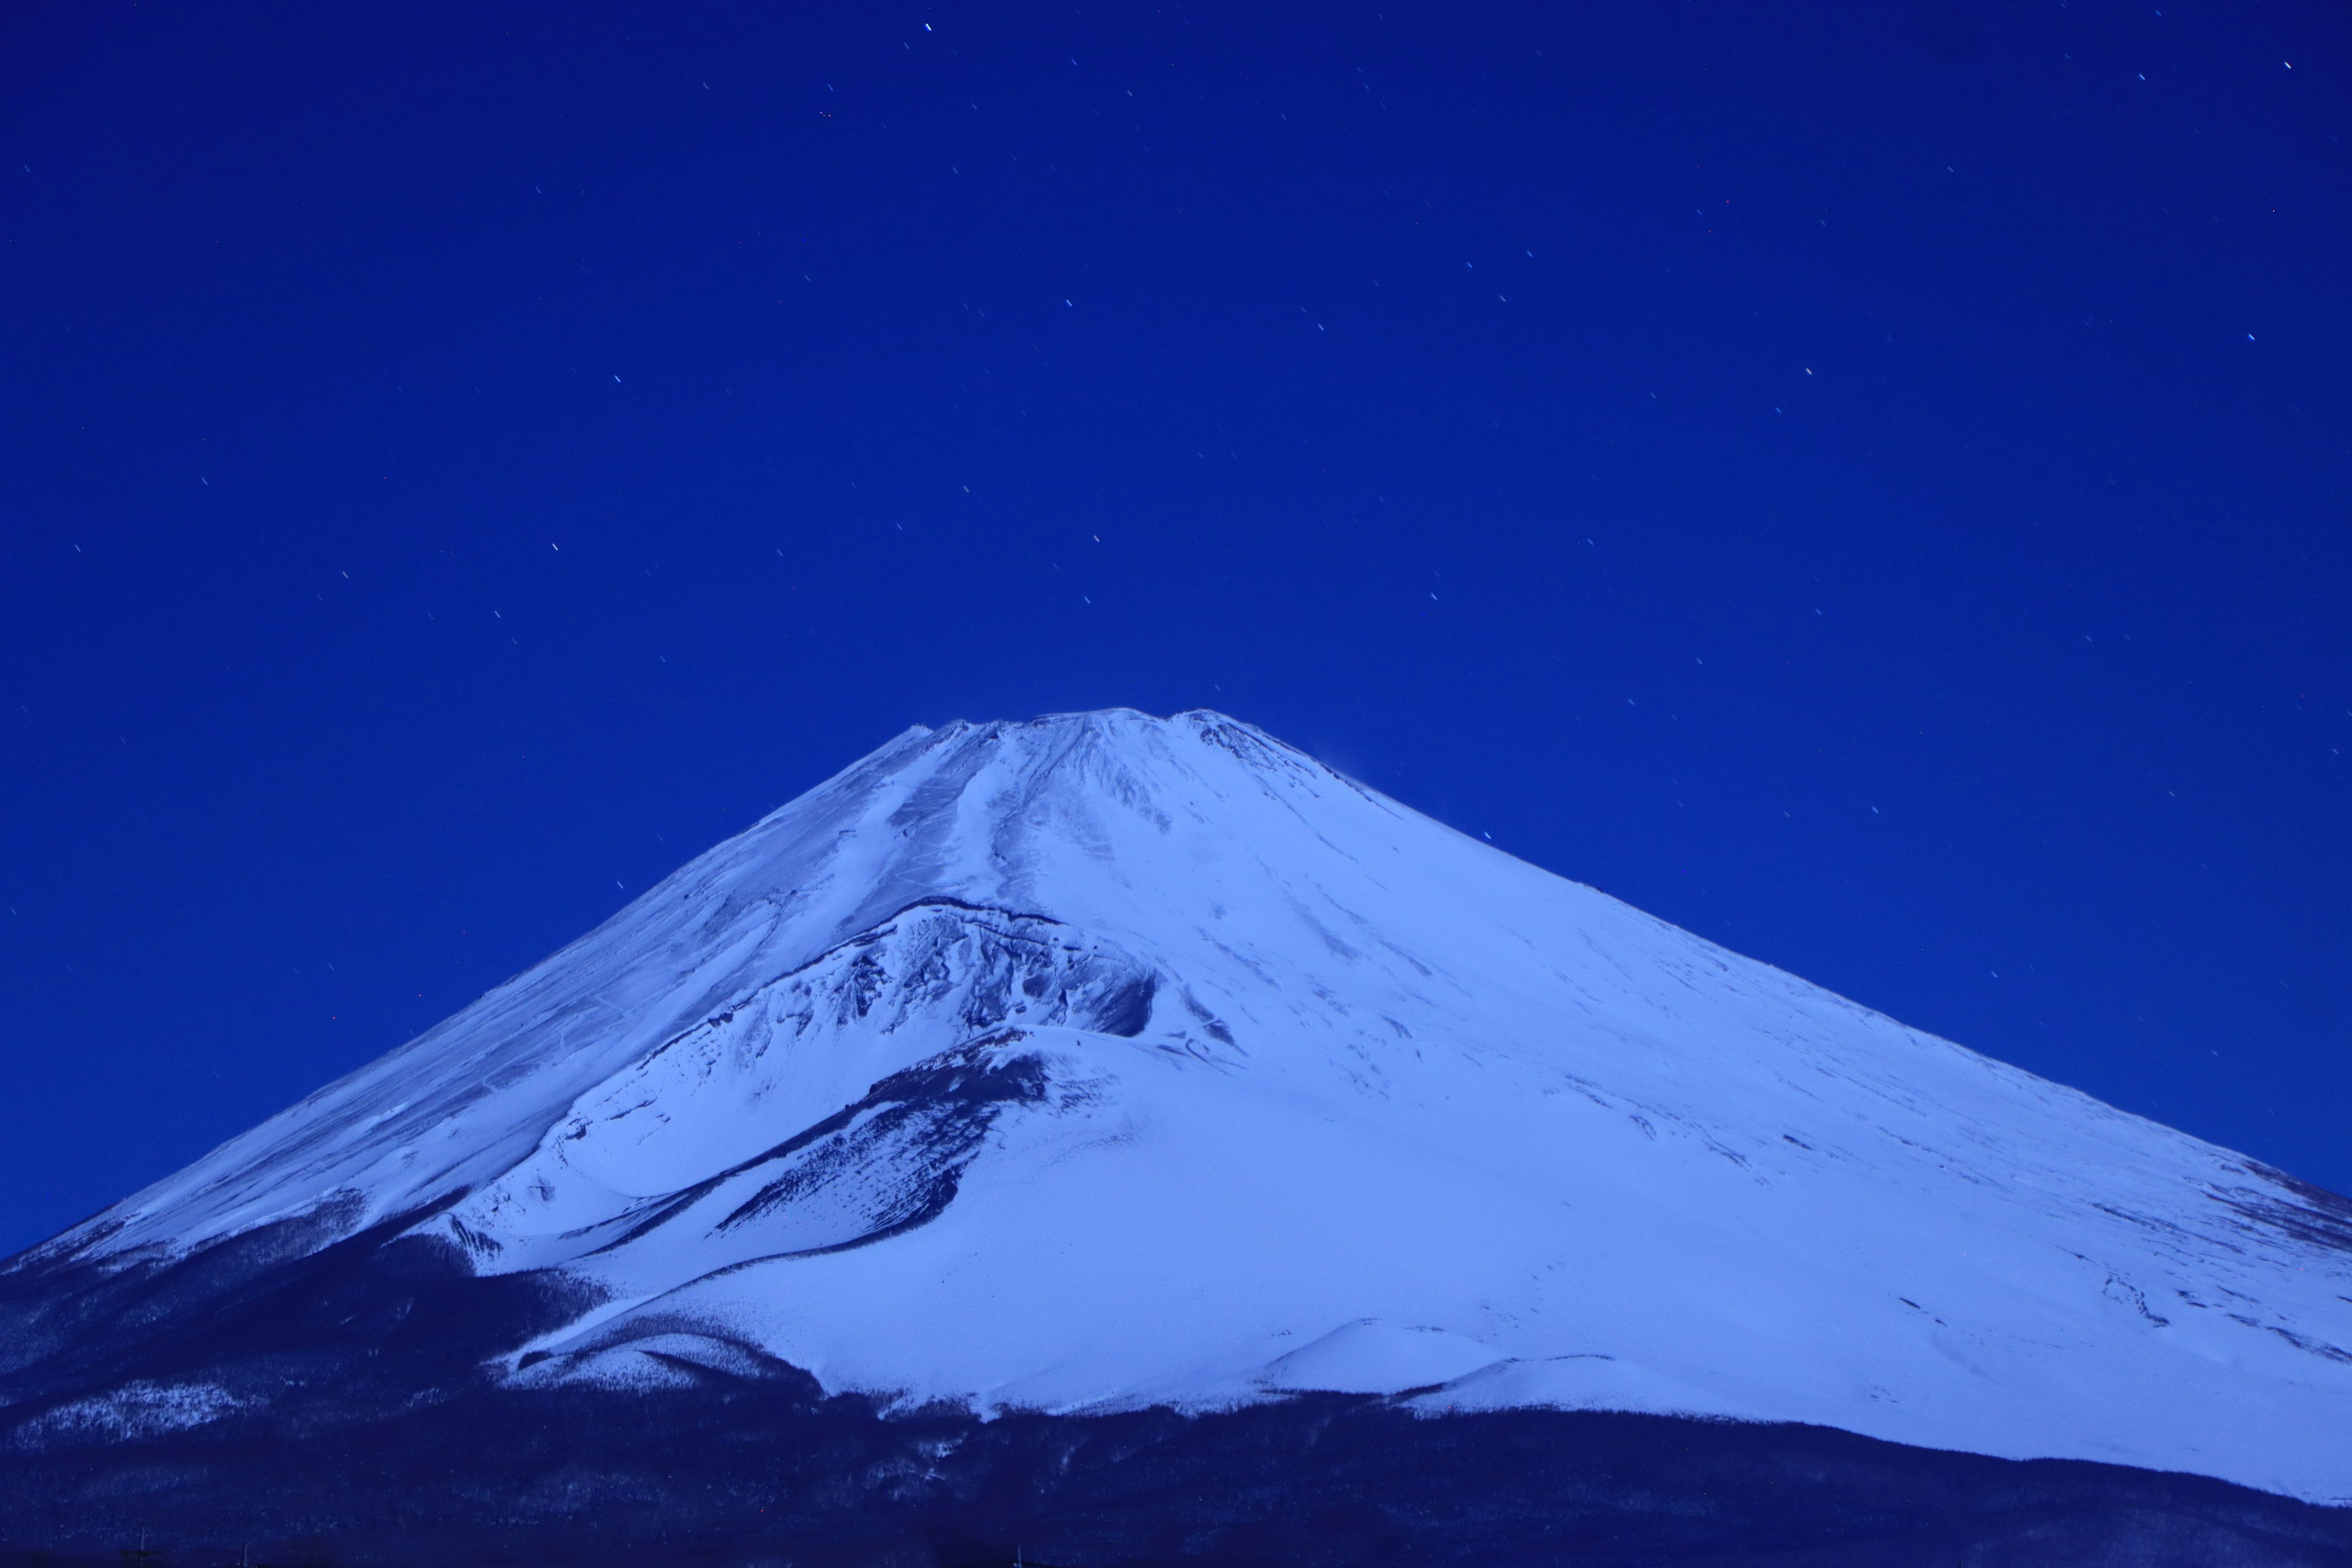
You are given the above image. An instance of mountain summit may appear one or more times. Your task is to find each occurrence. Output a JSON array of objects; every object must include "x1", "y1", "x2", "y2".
[{"x1": 7, "y1": 710, "x2": 2351, "y2": 1558}]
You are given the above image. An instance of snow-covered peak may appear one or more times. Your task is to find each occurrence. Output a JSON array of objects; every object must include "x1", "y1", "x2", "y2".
[
  {"x1": 36, "y1": 711, "x2": 1340, "y2": 1260},
  {"x1": 21, "y1": 710, "x2": 2352, "y2": 1503}
]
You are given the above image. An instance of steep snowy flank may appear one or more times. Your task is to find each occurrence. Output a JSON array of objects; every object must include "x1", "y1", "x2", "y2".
[{"x1": 13, "y1": 709, "x2": 2351, "y2": 1502}]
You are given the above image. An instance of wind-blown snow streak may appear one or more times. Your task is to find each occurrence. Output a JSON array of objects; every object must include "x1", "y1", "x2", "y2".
[{"x1": 17, "y1": 710, "x2": 2352, "y2": 1501}]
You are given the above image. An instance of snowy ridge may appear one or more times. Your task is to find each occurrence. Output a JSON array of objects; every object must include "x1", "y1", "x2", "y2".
[{"x1": 16, "y1": 709, "x2": 2352, "y2": 1502}]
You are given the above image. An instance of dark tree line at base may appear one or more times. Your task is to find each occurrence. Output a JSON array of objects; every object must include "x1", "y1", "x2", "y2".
[{"x1": 3, "y1": 1382, "x2": 2350, "y2": 1568}]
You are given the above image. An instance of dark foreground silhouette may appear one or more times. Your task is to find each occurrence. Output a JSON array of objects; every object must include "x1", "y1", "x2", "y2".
[{"x1": 6, "y1": 1381, "x2": 2352, "y2": 1567}]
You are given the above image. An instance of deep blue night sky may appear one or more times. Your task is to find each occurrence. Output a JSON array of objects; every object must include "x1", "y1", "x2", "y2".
[{"x1": 2, "y1": 1, "x2": 2346, "y2": 1254}]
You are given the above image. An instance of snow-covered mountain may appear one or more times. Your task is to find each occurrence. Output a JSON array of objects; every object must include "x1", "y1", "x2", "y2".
[{"x1": 10, "y1": 709, "x2": 2352, "y2": 1514}]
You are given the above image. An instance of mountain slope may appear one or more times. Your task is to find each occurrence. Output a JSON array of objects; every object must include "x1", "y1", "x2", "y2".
[{"x1": 6, "y1": 709, "x2": 2350, "y2": 1525}]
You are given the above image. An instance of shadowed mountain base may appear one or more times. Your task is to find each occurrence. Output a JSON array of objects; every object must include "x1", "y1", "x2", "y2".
[{"x1": 4, "y1": 1385, "x2": 2350, "y2": 1568}]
